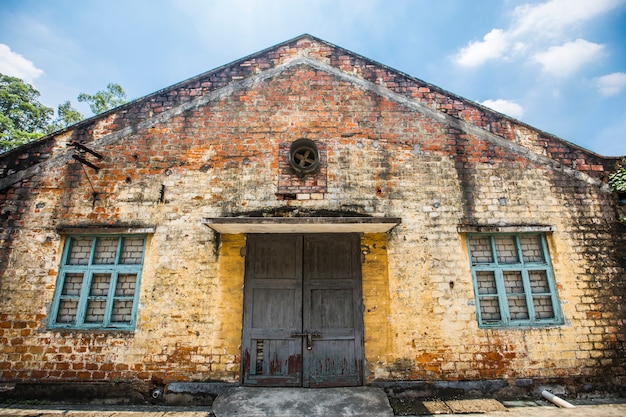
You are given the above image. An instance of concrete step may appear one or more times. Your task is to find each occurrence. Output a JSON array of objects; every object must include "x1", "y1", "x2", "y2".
[{"x1": 212, "y1": 386, "x2": 394, "y2": 417}]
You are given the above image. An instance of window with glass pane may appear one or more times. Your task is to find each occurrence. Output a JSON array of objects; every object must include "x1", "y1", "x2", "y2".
[
  {"x1": 49, "y1": 235, "x2": 146, "y2": 330},
  {"x1": 467, "y1": 233, "x2": 562, "y2": 327}
]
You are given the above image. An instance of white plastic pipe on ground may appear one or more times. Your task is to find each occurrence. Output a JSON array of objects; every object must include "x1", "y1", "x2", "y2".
[{"x1": 542, "y1": 390, "x2": 576, "y2": 408}]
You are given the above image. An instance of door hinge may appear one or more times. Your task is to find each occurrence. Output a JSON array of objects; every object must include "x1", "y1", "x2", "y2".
[{"x1": 240, "y1": 246, "x2": 247, "y2": 257}]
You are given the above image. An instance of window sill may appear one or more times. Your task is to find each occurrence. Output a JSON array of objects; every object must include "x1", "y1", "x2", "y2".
[
  {"x1": 478, "y1": 322, "x2": 564, "y2": 330},
  {"x1": 46, "y1": 326, "x2": 137, "y2": 335},
  {"x1": 459, "y1": 225, "x2": 555, "y2": 233}
]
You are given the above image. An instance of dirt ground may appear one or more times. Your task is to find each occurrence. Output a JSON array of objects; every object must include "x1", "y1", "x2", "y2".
[{"x1": 389, "y1": 397, "x2": 507, "y2": 415}]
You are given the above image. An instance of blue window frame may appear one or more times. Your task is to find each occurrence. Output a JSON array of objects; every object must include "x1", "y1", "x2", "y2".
[
  {"x1": 49, "y1": 235, "x2": 146, "y2": 330},
  {"x1": 467, "y1": 233, "x2": 562, "y2": 328}
]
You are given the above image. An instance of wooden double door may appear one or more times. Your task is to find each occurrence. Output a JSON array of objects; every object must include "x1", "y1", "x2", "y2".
[{"x1": 242, "y1": 233, "x2": 364, "y2": 387}]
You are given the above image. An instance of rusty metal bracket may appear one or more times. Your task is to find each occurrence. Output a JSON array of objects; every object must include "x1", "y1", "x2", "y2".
[
  {"x1": 290, "y1": 332, "x2": 322, "y2": 350},
  {"x1": 69, "y1": 141, "x2": 103, "y2": 159},
  {"x1": 68, "y1": 142, "x2": 104, "y2": 206},
  {"x1": 158, "y1": 184, "x2": 166, "y2": 203},
  {"x1": 69, "y1": 142, "x2": 103, "y2": 172},
  {"x1": 72, "y1": 154, "x2": 101, "y2": 172}
]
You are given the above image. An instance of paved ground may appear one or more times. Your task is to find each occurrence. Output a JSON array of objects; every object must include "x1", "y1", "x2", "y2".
[
  {"x1": 0, "y1": 406, "x2": 210, "y2": 416},
  {"x1": 399, "y1": 398, "x2": 626, "y2": 417},
  {"x1": 1, "y1": 397, "x2": 625, "y2": 416},
  {"x1": 212, "y1": 386, "x2": 393, "y2": 416},
  {"x1": 474, "y1": 402, "x2": 626, "y2": 417}
]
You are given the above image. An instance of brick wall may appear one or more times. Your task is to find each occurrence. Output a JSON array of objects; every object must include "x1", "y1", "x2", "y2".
[{"x1": 0, "y1": 35, "x2": 624, "y2": 391}]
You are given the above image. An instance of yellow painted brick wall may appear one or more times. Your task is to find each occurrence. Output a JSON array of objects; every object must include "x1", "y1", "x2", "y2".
[
  {"x1": 212, "y1": 233, "x2": 245, "y2": 375},
  {"x1": 361, "y1": 233, "x2": 393, "y2": 382}
]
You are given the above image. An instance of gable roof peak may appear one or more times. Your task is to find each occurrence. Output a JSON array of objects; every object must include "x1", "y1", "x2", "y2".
[{"x1": 0, "y1": 33, "x2": 616, "y2": 178}]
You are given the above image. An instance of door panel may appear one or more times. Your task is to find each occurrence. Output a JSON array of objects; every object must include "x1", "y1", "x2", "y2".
[
  {"x1": 242, "y1": 235, "x2": 302, "y2": 386},
  {"x1": 303, "y1": 234, "x2": 363, "y2": 387},
  {"x1": 251, "y1": 238, "x2": 302, "y2": 279},
  {"x1": 251, "y1": 288, "x2": 297, "y2": 328},
  {"x1": 242, "y1": 234, "x2": 363, "y2": 387},
  {"x1": 306, "y1": 237, "x2": 356, "y2": 280},
  {"x1": 309, "y1": 289, "x2": 354, "y2": 328},
  {"x1": 305, "y1": 339, "x2": 360, "y2": 387}
]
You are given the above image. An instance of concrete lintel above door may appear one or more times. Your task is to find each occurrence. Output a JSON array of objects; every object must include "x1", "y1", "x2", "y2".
[{"x1": 201, "y1": 217, "x2": 401, "y2": 234}]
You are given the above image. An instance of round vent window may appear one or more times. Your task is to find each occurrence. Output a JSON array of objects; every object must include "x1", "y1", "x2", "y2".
[{"x1": 288, "y1": 138, "x2": 321, "y2": 176}]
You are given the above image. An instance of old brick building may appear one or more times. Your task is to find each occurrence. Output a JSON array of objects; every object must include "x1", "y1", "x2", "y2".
[{"x1": 1, "y1": 35, "x2": 625, "y2": 400}]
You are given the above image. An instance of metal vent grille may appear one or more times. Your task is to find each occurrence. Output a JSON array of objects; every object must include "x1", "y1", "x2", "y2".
[{"x1": 288, "y1": 138, "x2": 321, "y2": 176}]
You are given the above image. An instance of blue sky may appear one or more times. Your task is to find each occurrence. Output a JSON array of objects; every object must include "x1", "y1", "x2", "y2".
[{"x1": 1, "y1": 0, "x2": 625, "y2": 156}]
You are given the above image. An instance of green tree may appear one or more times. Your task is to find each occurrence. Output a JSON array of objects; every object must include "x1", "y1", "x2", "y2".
[
  {"x1": 0, "y1": 73, "x2": 53, "y2": 152},
  {"x1": 47, "y1": 100, "x2": 84, "y2": 133},
  {"x1": 0, "y1": 75, "x2": 128, "y2": 153},
  {"x1": 77, "y1": 83, "x2": 127, "y2": 115}
]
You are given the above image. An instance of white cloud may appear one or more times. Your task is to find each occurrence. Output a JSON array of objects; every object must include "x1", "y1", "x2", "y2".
[
  {"x1": 0, "y1": 43, "x2": 44, "y2": 84},
  {"x1": 481, "y1": 99, "x2": 525, "y2": 119},
  {"x1": 510, "y1": 0, "x2": 623, "y2": 39},
  {"x1": 454, "y1": 0, "x2": 622, "y2": 70},
  {"x1": 455, "y1": 29, "x2": 509, "y2": 67},
  {"x1": 533, "y1": 39, "x2": 604, "y2": 77},
  {"x1": 595, "y1": 72, "x2": 626, "y2": 96}
]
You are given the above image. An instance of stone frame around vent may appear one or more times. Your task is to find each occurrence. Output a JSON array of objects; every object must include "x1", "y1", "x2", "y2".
[{"x1": 277, "y1": 140, "x2": 327, "y2": 200}]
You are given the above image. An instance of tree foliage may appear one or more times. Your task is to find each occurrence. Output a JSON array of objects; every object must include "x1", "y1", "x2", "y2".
[
  {"x1": 0, "y1": 75, "x2": 127, "y2": 153},
  {"x1": 608, "y1": 159, "x2": 626, "y2": 225},
  {"x1": 0, "y1": 73, "x2": 53, "y2": 152},
  {"x1": 77, "y1": 83, "x2": 127, "y2": 115},
  {"x1": 47, "y1": 101, "x2": 84, "y2": 133},
  {"x1": 608, "y1": 159, "x2": 626, "y2": 193}
]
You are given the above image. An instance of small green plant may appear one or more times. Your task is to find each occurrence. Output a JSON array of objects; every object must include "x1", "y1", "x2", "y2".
[
  {"x1": 608, "y1": 158, "x2": 626, "y2": 192},
  {"x1": 609, "y1": 159, "x2": 626, "y2": 225}
]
